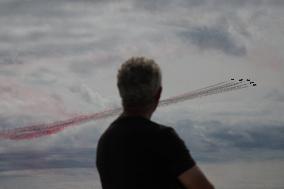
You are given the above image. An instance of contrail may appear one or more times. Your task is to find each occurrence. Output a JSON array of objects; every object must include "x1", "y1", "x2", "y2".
[{"x1": 0, "y1": 79, "x2": 256, "y2": 140}]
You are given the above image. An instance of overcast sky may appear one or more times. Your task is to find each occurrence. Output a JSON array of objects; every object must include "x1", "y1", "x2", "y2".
[{"x1": 0, "y1": 0, "x2": 283, "y2": 188}]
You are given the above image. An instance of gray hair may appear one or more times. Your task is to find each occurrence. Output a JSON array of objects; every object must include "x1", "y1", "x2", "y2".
[{"x1": 117, "y1": 57, "x2": 162, "y2": 108}]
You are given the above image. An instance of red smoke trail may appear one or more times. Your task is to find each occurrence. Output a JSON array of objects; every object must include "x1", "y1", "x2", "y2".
[{"x1": 0, "y1": 80, "x2": 256, "y2": 140}]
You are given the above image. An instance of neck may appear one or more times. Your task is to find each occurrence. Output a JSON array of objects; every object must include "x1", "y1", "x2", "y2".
[
  {"x1": 121, "y1": 106, "x2": 154, "y2": 120},
  {"x1": 121, "y1": 110, "x2": 152, "y2": 120}
]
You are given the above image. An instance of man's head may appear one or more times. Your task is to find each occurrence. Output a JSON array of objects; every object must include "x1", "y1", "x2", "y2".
[{"x1": 117, "y1": 57, "x2": 162, "y2": 114}]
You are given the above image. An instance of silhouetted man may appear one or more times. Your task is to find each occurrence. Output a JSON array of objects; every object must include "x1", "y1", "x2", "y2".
[{"x1": 96, "y1": 57, "x2": 214, "y2": 189}]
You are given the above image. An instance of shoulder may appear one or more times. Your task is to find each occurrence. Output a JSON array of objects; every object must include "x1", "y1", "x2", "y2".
[
  {"x1": 143, "y1": 120, "x2": 177, "y2": 138},
  {"x1": 148, "y1": 122, "x2": 184, "y2": 147},
  {"x1": 154, "y1": 123, "x2": 179, "y2": 140}
]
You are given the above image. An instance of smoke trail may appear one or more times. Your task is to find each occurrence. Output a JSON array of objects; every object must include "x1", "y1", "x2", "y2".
[
  {"x1": 159, "y1": 81, "x2": 248, "y2": 106},
  {"x1": 0, "y1": 80, "x2": 256, "y2": 140}
]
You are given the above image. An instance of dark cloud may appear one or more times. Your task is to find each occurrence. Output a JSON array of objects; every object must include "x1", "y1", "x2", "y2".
[
  {"x1": 209, "y1": 124, "x2": 284, "y2": 150},
  {"x1": 133, "y1": 0, "x2": 175, "y2": 11},
  {"x1": 210, "y1": 0, "x2": 263, "y2": 7},
  {"x1": 0, "y1": 0, "x2": 66, "y2": 17},
  {"x1": 174, "y1": 119, "x2": 284, "y2": 161},
  {"x1": 0, "y1": 0, "x2": 110, "y2": 17},
  {"x1": 133, "y1": 0, "x2": 281, "y2": 11},
  {"x1": 0, "y1": 52, "x2": 23, "y2": 65},
  {"x1": 0, "y1": 148, "x2": 95, "y2": 172},
  {"x1": 0, "y1": 34, "x2": 117, "y2": 64},
  {"x1": 179, "y1": 26, "x2": 247, "y2": 56},
  {"x1": 211, "y1": 0, "x2": 284, "y2": 7},
  {"x1": 181, "y1": 0, "x2": 262, "y2": 8},
  {"x1": 269, "y1": 0, "x2": 284, "y2": 6},
  {"x1": 131, "y1": 0, "x2": 202, "y2": 11}
]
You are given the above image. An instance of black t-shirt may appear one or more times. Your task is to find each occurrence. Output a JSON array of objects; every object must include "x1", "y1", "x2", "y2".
[{"x1": 96, "y1": 116, "x2": 196, "y2": 189}]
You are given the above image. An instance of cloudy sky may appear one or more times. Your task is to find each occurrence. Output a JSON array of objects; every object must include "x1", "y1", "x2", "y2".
[{"x1": 0, "y1": 0, "x2": 284, "y2": 188}]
